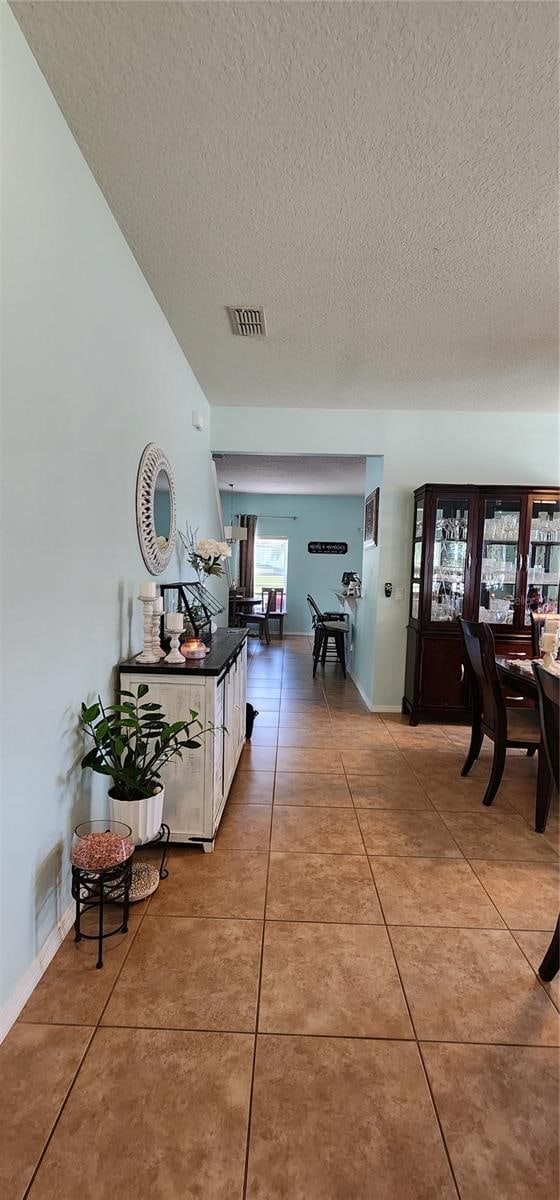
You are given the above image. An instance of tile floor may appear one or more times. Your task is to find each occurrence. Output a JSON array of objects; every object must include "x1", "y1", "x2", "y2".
[{"x1": 2, "y1": 634, "x2": 559, "y2": 1199}]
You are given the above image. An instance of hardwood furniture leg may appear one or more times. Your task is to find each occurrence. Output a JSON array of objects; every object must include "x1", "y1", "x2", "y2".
[
  {"x1": 535, "y1": 744, "x2": 553, "y2": 833},
  {"x1": 482, "y1": 740, "x2": 506, "y2": 807},
  {"x1": 313, "y1": 630, "x2": 323, "y2": 677},
  {"x1": 461, "y1": 721, "x2": 484, "y2": 776},
  {"x1": 336, "y1": 631, "x2": 347, "y2": 678},
  {"x1": 538, "y1": 918, "x2": 559, "y2": 982}
]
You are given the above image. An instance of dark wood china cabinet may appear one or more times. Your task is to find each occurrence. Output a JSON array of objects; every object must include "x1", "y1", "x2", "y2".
[{"x1": 403, "y1": 484, "x2": 560, "y2": 723}]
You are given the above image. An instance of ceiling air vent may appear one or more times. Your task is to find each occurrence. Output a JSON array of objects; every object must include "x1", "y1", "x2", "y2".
[{"x1": 227, "y1": 306, "x2": 266, "y2": 337}]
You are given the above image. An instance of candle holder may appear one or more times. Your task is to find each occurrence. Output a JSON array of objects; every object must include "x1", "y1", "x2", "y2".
[
  {"x1": 136, "y1": 597, "x2": 158, "y2": 664},
  {"x1": 151, "y1": 606, "x2": 166, "y2": 660},
  {"x1": 540, "y1": 629, "x2": 559, "y2": 670},
  {"x1": 180, "y1": 638, "x2": 209, "y2": 660},
  {"x1": 165, "y1": 621, "x2": 185, "y2": 665}
]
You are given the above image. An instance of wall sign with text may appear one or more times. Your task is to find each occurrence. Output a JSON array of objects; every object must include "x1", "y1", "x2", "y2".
[{"x1": 308, "y1": 541, "x2": 348, "y2": 555}]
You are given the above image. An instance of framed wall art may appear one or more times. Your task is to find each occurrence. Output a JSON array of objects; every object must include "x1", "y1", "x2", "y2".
[{"x1": 364, "y1": 488, "x2": 379, "y2": 546}]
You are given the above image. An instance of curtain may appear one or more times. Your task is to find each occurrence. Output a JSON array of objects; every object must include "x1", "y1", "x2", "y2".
[{"x1": 239, "y1": 514, "x2": 257, "y2": 595}]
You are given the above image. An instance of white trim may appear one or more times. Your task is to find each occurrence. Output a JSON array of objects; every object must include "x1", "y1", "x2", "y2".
[
  {"x1": 347, "y1": 667, "x2": 374, "y2": 711},
  {"x1": 372, "y1": 704, "x2": 402, "y2": 712},
  {"x1": 0, "y1": 902, "x2": 74, "y2": 1043}
]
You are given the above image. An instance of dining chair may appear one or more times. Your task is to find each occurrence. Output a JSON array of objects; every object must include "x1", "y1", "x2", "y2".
[
  {"x1": 532, "y1": 661, "x2": 559, "y2": 982},
  {"x1": 458, "y1": 617, "x2": 541, "y2": 806},
  {"x1": 261, "y1": 587, "x2": 286, "y2": 637},
  {"x1": 306, "y1": 595, "x2": 347, "y2": 678},
  {"x1": 240, "y1": 586, "x2": 275, "y2": 644}
]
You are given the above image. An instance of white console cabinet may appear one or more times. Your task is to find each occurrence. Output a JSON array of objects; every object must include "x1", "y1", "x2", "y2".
[{"x1": 119, "y1": 631, "x2": 247, "y2": 851}]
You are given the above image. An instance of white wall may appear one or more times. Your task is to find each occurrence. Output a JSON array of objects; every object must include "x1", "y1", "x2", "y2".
[
  {"x1": 212, "y1": 408, "x2": 559, "y2": 707},
  {"x1": 0, "y1": 8, "x2": 223, "y2": 1016}
]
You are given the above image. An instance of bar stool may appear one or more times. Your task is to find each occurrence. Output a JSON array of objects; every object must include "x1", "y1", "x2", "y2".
[{"x1": 312, "y1": 620, "x2": 347, "y2": 678}]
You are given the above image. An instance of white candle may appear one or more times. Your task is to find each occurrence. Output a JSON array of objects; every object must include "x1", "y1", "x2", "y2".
[
  {"x1": 166, "y1": 612, "x2": 183, "y2": 632},
  {"x1": 544, "y1": 615, "x2": 560, "y2": 631},
  {"x1": 152, "y1": 596, "x2": 163, "y2": 614},
  {"x1": 541, "y1": 632, "x2": 557, "y2": 652},
  {"x1": 140, "y1": 581, "x2": 156, "y2": 599}
]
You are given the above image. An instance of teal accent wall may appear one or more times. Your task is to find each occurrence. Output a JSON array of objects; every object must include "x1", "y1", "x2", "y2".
[{"x1": 221, "y1": 492, "x2": 364, "y2": 633}]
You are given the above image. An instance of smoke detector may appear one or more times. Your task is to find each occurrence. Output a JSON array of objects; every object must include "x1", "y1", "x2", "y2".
[{"x1": 227, "y1": 306, "x2": 266, "y2": 337}]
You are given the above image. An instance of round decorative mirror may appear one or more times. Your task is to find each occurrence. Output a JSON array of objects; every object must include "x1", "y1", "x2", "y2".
[{"x1": 136, "y1": 444, "x2": 177, "y2": 574}]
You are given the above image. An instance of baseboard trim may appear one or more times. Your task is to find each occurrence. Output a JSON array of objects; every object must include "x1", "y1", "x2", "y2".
[
  {"x1": 0, "y1": 901, "x2": 74, "y2": 1043},
  {"x1": 347, "y1": 668, "x2": 374, "y2": 711},
  {"x1": 372, "y1": 704, "x2": 402, "y2": 713}
]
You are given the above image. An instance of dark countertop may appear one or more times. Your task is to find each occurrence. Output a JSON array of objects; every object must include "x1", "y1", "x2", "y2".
[{"x1": 119, "y1": 628, "x2": 247, "y2": 678}]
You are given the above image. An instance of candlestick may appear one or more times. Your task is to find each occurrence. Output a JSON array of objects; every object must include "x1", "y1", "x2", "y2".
[
  {"x1": 166, "y1": 612, "x2": 183, "y2": 632},
  {"x1": 164, "y1": 618, "x2": 185, "y2": 665},
  {"x1": 140, "y1": 581, "x2": 156, "y2": 599},
  {"x1": 136, "y1": 596, "x2": 158, "y2": 663},
  {"x1": 151, "y1": 597, "x2": 165, "y2": 660}
]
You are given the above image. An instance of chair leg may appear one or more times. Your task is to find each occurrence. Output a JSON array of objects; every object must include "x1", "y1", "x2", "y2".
[
  {"x1": 461, "y1": 719, "x2": 483, "y2": 776},
  {"x1": 312, "y1": 631, "x2": 323, "y2": 677},
  {"x1": 482, "y1": 740, "x2": 506, "y2": 807},
  {"x1": 527, "y1": 745, "x2": 537, "y2": 758},
  {"x1": 539, "y1": 918, "x2": 560, "y2": 982},
  {"x1": 535, "y1": 745, "x2": 553, "y2": 833},
  {"x1": 321, "y1": 636, "x2": 328, "y2": 666},
  {"x1": 264, "y1": 618, "x2": 271, "y2": 645}
]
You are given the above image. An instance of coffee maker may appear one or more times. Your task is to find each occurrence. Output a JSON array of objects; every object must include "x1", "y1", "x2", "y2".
[{"x1": 341, "y1": 571, "x2": 362, "y2": 598}]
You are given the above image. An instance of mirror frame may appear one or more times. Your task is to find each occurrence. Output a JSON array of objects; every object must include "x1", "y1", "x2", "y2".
[{"x1": 136, "y1": 443, "x2": 177, "y2": 574}]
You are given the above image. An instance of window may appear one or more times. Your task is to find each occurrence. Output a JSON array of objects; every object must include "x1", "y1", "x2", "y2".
[{"x1": 254, "y1": 536, "x2": 289, "y2": 599}]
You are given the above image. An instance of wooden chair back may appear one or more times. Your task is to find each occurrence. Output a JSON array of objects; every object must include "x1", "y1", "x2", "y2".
[
  {"x1": 262, "y1": 587, "x2": 284, "y2": 613},
  {"x1": 459, "y1": 618, "x2": 505, "y2": 741},
  {"x1": 532, "y1": 662, "x2": 560, "y2": 791}
]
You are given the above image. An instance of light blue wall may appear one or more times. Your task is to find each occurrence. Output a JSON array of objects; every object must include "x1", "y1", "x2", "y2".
[
  {"x1": 1, "y1": 9, "x2": 223, "y2": 1019},
  {"x1": 221, "y1": 492, "x2": 364, "y2": 633}
]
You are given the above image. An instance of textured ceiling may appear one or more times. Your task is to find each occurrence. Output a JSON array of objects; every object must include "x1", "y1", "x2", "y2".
[
  {"x1": 214, "y1": 453, "x2": 366, "y2": 495},
  {"x1": 12, "y1": 1, "x2": 558, "y2": 410}
]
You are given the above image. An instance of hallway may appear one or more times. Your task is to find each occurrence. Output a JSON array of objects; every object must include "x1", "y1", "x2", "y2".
[{"x1": 2, "y1": 635, "x2": 559, "y2": 1199}]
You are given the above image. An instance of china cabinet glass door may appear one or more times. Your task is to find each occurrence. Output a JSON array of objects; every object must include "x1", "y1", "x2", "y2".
[
  {"x1": 478, "y1": 497, "x2": 522, "y2": 627},
  {"x1": 410, "y1": 497, "x2": 424, "y2": 621},
  {"x1": 525, "y1": 497, "x2": 560, "y2": 623},
  {"x1": 430, "y1": 496, "x2": 471, "y2": 623}
]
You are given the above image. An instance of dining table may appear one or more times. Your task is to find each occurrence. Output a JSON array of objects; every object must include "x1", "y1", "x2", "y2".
[{"x1": 495, "y1": 656, "x2": 555, "y2": 832}]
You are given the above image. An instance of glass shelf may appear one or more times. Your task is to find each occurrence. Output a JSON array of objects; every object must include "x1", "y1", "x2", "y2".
[
  {"x1": 525, "y1": 500, "x2": 560, "y2": 624},
  {"x1": 479, "y1": 497, "x2": 521, "y2": 624},
  {"x1": 430, "y1": 498, "x2": 470, "y2": 621}
]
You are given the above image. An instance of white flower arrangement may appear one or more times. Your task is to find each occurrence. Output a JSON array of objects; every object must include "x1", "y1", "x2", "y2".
[{"x1": 178, "y1": 525, "x2": 231, "y2": 581}]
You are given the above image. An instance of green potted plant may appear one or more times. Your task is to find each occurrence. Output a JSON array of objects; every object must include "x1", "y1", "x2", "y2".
[{"x1": 79, "y1": 683, "x2": 215, "y2": 844}]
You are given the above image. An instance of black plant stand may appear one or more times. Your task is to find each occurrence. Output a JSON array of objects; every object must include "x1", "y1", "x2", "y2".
[
  {"x1": 72, "y1": 858, "x2": 133, "y2": 969},
  {"x1": 142, "y1": 822, "x2": 171, "y2": 879}
]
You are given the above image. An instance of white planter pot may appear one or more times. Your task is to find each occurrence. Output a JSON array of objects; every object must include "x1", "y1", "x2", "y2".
[{"x1": 109, "y1": 786, "x2": 164, "y2": 846}]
